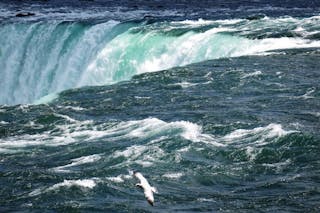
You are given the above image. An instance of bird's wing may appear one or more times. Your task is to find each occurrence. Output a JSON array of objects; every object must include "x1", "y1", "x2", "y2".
[
  {"x1": 135, "y1": 172, "x2": 150, "y2": 187},
  {"x1": 151, "y1": 186, "x2": 158, "y2": 194},
  {"x1": 144, "y1": 188, "x2": 154, "y2": 205}
]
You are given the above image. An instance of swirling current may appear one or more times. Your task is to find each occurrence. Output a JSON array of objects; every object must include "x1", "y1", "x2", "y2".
[{"x1": 0, "y1": 1, "x2": 320, "y2": 212}]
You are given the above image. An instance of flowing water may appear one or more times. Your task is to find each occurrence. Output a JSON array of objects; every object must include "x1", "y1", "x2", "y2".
[{"x1": 0, "y1": 1, "x2": 320, "y2": 212}]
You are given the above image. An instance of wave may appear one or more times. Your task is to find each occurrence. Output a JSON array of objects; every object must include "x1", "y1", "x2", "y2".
[
  {"x1": 0, "y1": 117, "x2": 222, "y2": 153},
  {"x1": 52, "y1": 154, "x2": 102, "y2": 173},
  {"x1": 2, "y1": 114, "x2": 317, "y2": 205},
  {"x1": 29, "y1": 178, "x2": 97, "y2": 197},
  {"x1": 1, "y1": 16, "x2": 320, "y2": 105},
  {"x1": 2, "y1": 114, "x2": 306, "y2": 186},
  {"x1": 0, "y1": 116, "x2": 292, "y2": 157}
]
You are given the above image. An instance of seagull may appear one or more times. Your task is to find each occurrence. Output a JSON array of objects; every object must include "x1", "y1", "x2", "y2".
[{"x1": 133, "y1": 171, "x2": 158, "y2": 206}]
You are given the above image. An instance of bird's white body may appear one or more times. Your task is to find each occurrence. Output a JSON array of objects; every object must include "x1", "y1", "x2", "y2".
[{"x1": 134, "y1": 171, "x2": 157, "y2": 206}]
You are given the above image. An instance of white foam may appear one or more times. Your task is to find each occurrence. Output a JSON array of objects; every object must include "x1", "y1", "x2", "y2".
[
  {"x1": 107, "y1": 118, "x2": 222, "y2": 145},
  {"x1": 51, "y1": 179, "x2": 96, "y2": 189},
  {"x1": 126, "y1": 118, "x2": 165, "y2": 138},
  {"x1": 245, "y1": 146, "x2": 260, "y2": 161},
  {"x1": 52, "y1": 154, "x2": 101, "y2": 172},
  {"x1": 113, "y1": 145, "x2": 148, "y2": 159},
  {"x1": 171, "y1": 81, "x2": 199, "y2": 88},
  {"x1": 136, "y1": 160, "x2": 154, "y2": 167},
  {"x1": 301, "y1": 88, "x2": 316, "y2": 99},
  {"x1": 222, "y1": 123, "x2": 294, "y2": 146},
  {"x1": 134, "y1": 96, "x2": 151, "y2": 100},
  {"x1": 265, "y1": 124, "x2": 293, "y2": 138},
  {"x1": 4, "y1": 119, "x2": 291, "y2": 155},
  {"x1": 173, "y1": 18, "x2": 242, "y2": 26},
  {"x1": 224, "y1": 124, "x2": 286, "y2": 141},
  {"x1": 177, "y1": 121, "x2": 203, "y2": 141},
  {"x1": 112, "y1": 144, "x2": 165, "y2": 167},
  {"x1": 162, "y1": 172, "x2": 184, "y2": 179},
  {"x1": 197, "y1": 198, "x2": 216, "y2": 202},
  {"x1": 241, "y1": 70, "x2": 263, "y2": 79},
  {"x1": 29, "y1": 178, "x2": 97, "y2": 197},
  {"x1": 174, "y1": 18, "x2": 216, "y2": 26},
  {"x1": 177, "y1": 146, "x2": 191, "y2": 153},
  {"x1": 248, "y1": 37, "x2": 320, "y2": 55},
  {"x1": 0, "y1": 117, "x2": 225, "y2": 153},
  {"x1": 215, "y1": 19, "x2": 244, "y2": 25},
  {"x1": 99, "y1": 119, "x2": 225, "y2": 168},
  {"x1": 56, "y1": 105, "x2": 86, "y2": 111},
  {"x1": 0, "y1": 119, "x2": 98, "y2": 151},
  {"x1": 293, "y1": 26, "x2": 305, "y2": 33},
  {"x1": 56, "y1": 113, "x2": 83, "y2": 125},
  {"x1": 71, "y1": 154, "x2": 102, "y2": 164},
  {"x1": 106, "y1": 175, "x2": 125, "y2": 183},
  {"x1": 262, "y1": 159, "x2": 291, "y2": 172}
]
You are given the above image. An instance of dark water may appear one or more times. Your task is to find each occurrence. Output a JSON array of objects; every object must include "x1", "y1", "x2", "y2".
[{"x1": 0, "y1": 1, "x2": 320, "y2": 212}]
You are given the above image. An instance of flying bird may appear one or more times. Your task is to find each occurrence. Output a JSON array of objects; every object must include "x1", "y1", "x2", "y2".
[{"x1": 133, "y1": 171, "x2": 158, "y2": 206}]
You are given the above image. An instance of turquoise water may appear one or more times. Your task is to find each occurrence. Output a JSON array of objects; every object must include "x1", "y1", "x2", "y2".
[
  {"x1": 1, "y1": 16, "x2": 320, "y2": 105},
  {"x1": 0, "y1": 1, "x2": 320, "y2": 212}
]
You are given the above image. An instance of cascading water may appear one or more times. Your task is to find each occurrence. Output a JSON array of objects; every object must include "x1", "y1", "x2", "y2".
[
  {"x1": 1, "y1": 16, "x2": 320, "y2": 105},
  {"x1": 0, "y1": 20, "x2": 121, "y2": 104}
]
